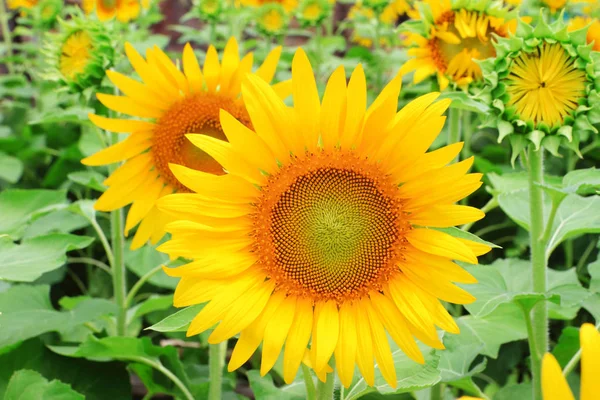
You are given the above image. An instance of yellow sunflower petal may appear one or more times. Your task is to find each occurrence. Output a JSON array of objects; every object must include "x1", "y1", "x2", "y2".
[
  {"x1": 255, "y1": 46, "x2": 282, "y2": 83},
  {"x1": 334, "y1": 301, "x2": 357, "y2": 388},
  {"x1": 542, "y1": 353, "x2": 575, "y2": 400},
  {"x1": 283, "y1": 297, "x2": 314, "y2": 384},
  {"x1": 88, "y1": 113, "x2": 155, "y2": 134},
  {"x1": 182, "y1": 43, "x2": 204, "y2": 93},
  {"x1": 581, "y1": 323, "x2": 600, "y2": 400},
  {"x1": 203, "y1": 45, "x2": 221, "y2": 92},
  {"x1": 405, "y1": 228, "x2": 478, "y2": 264},
  {"x1": 81, "y1": 132, "x2": 152, "y2": 166},
  {"x1": 260, "y1": 295, "x2": 297, "y2": 375}
]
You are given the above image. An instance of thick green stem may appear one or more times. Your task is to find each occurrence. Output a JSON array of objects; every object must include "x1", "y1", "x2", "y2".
[
  {"x1": 110, "y1": 207, "x2": 127, "y2": 336},
  {"x1": 430, "y1": 383, "x2": 444, "y2": 400},
  {"x1": 316, "y1": 368, "x2": 336, "y2": 400},
  {"x1": 461, "y1": 110, "x2": 472, "y2": 159},
  {"x1": 527, "y1": 146, "x2": 548, "y2": 400},
  {"x1": 448, "y1": 107, "x2": 462, "y2": 151},
  {"x1": 302, "y1": 364, "x2": 317, "y2": 400},
  {"x1": 0, "y1": 0, "x2": 14, "y2": 74},
  {"x1": 208, "y1": 341, "x2": 228, "y2": 400}
]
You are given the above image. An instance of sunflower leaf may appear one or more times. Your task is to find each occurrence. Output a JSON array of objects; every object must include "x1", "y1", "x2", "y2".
[
  {"x1": 4, "y1": 370, "x2": 84, "y2": 400},
  {"x1": 146, "y1": 304, "x2": 205, "y2": 332}
]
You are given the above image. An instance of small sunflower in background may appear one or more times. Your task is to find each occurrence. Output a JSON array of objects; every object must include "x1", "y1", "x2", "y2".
[
  {"x1": 569, "y1": 16, "x2": 600, "y2": 51},
  {"x1": 348, "y1": 0, "x2": 412, "y2": 48},
  {"x1": 297, "y1": 0, "x2": 331, "y2": 27},
  {"x1": 82, "y1": 0, "x2": 142, "y2": 22},
  {"x1": 157, "y1": 48, "x2": 489, "y2": 388},
  {"x1": 542, "y1": 324, "x2": 599, "y2": 400},
  {"x1": 538, "y1": 0, "x2": 595, "y2": 13},
  {"x1": 42, "y1": 16, "x2": 114, "y2": 91},
  {"x1": 401, "y1": 0, "x2": 521, "y2": 90},
  {"x1": 479, "y1": 13, "x2": 600, "y2": 157},
  {"x1": 195, "y1": 0, "x2": 224, "y2": 21},
  {"x1": 82, "y1": 38, "x2": 289, "y2": 250},
  {"x1": 241, "y1": 0, "x2": 298, "y2": 13},
  {"x1": 255, "y1": 4, "x2": 289, "y2": 38}
]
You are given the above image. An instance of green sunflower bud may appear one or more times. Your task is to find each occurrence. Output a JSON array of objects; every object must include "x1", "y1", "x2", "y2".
[
  {"x1": 255, "y1": 4, "x2": 289, "y2": 38},
  {"x1": 363, "y1": 0, "x2": 389, "y2": 14},
  {"x1": 196, "y1": 0, "x2": 223, "y2": 21},
  {"x1": 479, "y1": 11, "x2": 600, "y2": 158},
  {"x1": 42, "y1": 15, "x2": 115, "y2": 92},
  {"x1": 297, "y1": 0, "x2": 331, "y2": 27}
]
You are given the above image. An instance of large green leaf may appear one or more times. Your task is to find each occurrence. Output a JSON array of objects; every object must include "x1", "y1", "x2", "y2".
[
  {"x1": 127, "y1": 295, "x2": 174, "y2": 323},
  {"x1": 562, "y1": 168, "x2": 600, "y2": 195},
  {"x1": 454, "y1": 303, "x2": 528, "y2": 358},
  {"x1": 552, "y1": 326, "x2": 580, "y2": 368},
  {"x1": 4, "y1": 370, "x2": 84, "y2": 400},
  {"x1": 0, "y1": 234, "x2": 94, "y2": 282},
  {"x1": 0, "y1": 189, "x2": 66, "y2": 239},
  {"x1": 0, "y1": 151, "x2": 23, "y2": 184},
  {"x1": 464, "y1": 259, "x2": 589, "y2": 320},
  {"x1": 49, "y1": 336, "x2": 191, "y2": 398},
  {"x1": 0, "y1": 285, "x2": 115, "y2": 348},
  {"x1": 22, "y1": 209, "x2": 89, "y2": 239},
  {"x1": 0, "y1": 339, "x2": 131, "y2": 400},
  {"x1": 343, "y1": 342, "x2": 441, "y2": 399},
  {"x1": 147, "y1": 304, "x2": 205, "y2": 332}
]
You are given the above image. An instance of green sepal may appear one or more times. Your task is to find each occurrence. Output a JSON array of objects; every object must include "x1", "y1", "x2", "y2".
[
  {"x1": 527, "y1": 130, "x2": 545, "y2": 150},
  {"x1": 497, "y1": 120, "x2": 514, "y2": 143},
  {"x1": 509, "y1": 135, "x2": 527, "y2": 167},
  {"x1": 542, "y1": 135, "x2": 562, "y2": 157}
]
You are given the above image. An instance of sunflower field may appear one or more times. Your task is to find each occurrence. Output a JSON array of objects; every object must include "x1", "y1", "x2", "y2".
[{"x1": 1, "y1": 0, "x2": 600, "y2": 399}]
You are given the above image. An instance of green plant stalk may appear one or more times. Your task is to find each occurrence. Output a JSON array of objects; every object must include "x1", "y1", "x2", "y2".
[
  {"x1": 316, "y1": 368, "x2": 336, "y2": 400},
  {"x1": 448, "y1": 107, "x2": 462, "y2": 154},
  {"x1": 0, "y1": 0, "x2": 14, "y2": 74},
  {"x1": 461, "y1": 110, "x2": 472, "y2": 159},
  {"x1": 527, "y1": 146, "x2": 548, "y2": 400},
  {"x1": 208, "y1": 340, "x2": 228, "y2": 400},
  {"x1": 125, "y1": 264, "x2": 164, "y2": 308},
  {"x1": 302, "y1": 364, "x2": 317, "y2": 400},
  {"x1": 131, "y1": 357, "x2": 194, "y2": 400},
  {"x1": 430, "y1": 383, "x2": 444, "y2": 400},
  {"x1": 107, "y1": 130, "x2": 128, "y2": 337}
]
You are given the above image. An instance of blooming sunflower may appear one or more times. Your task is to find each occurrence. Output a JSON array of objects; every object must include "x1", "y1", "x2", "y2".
[
  {"x1": 569, "y1": 16, "x2": 600, "y2": 52},
  {"x1": 401, "y1": 0, "x2": 520, "y2": 90},
  {"x1": 82, "y1": 38, "x2": 289, "y2": 250},
  {"x1": 82, "y1": 0, "x2": 141, "y2": 22},
  {"x1": 241, "y1": 0, "x2": 298, "y2": 13},
  {"x1": 42, "y1": 16, "x2": 114, "y2": 91},
  {"x1": 479, "y1": 15, "x2": 600, "y2": 156},
  {"x1": 542, "y1": 324, "x2": 599, "y2": 400},
  {"x1": 255, "y1": 4, "x2": 289, "y2": 37},
  {"x1": 157, "y1": 49, "x2": 489, "y2": 387},
  {"x1": 297, "y1": 0, "x2": 331, "y2": 27}
]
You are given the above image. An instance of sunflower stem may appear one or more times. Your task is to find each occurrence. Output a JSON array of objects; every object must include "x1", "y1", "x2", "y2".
[
  {"x1": 208, "y1": 341, "x2": 228, "y2": 400},
  {"x1": 526, "y1": 146, "x2": 548, "y2": 400},
  {"x1": 461, "y1": 110, "x2": 472, "y2": 159},
  {"x1": 125, "y1": 263, "x2": 165, "y2": 308},
  {"x1": 109, "y1": 191, "x2": 128, "y2": 337},
  {"x1": 0, "y1": 0, "x2": 14, "y2": 75},
  {"x1": 302, "y1": 364, "x2": 317, "y2": 400},
  {"x1": 430, "y1": 383, "x2": 444, "y2": 400},
  {"x1": 448, "y1": 107, "x2": 462, "y2": 158},
  {"x1": 316, "y1": 368, "x2": 336, "y2": 400}
]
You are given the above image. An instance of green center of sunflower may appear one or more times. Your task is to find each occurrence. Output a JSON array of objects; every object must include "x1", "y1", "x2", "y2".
[{"x1": 254, "y1": 152, "x2": 408, "y2": 302}]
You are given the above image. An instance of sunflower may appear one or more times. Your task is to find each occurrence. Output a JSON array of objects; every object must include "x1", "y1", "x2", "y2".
[
  {"x1": 82, "y1": 38, "x2": 289, "y2": 250},
  {"x1": 297, "y1": 0, "x2": 331, "y2": 27},
  {"x1": 42, "y1": 16, "x2": 114, "y2": 91},
  {"x1": 348, "y1": 0, "x2": 410, "y2": 48},
  {"x1": 401, "y1": 0, "x2": 520, "y2": 90},
  {"x1": 241, "y1": 0, "x2": 298, "y2": 13},
  {"x1": 479, "y1": 15, "x2": 600, "y2": 155},
  {"x1": 542, "y1": 324, "x2": 600, "y2": 400},
  {"x1": 255, "y1": 4, "x2": 289, "y2": 37},
  {"x1": 569, "y1": 16, "x2": 600, "y2": 52},
  {"x1": 157, "y1": 49, "x2": 489, "y2": 387},
  {"x1": 82, "y1": 0, "x2": 142, "y2": 22}
]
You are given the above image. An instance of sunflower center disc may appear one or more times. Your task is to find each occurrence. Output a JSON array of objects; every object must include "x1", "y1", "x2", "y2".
[
  {"x1": 151, "y1": 93, "x2": 251, "y2": 191},
  {"x1": 255, "y1": 153, "x2": 406, "y2": 301}
]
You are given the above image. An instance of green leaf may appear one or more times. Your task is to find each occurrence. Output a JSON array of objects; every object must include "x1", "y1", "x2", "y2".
[
  {"x1": 147, "y1": 304, "x2": 205, "y2": 332},
  {"x1": 5, "y1": 370, "x2": 84, "y2": 400},
  {"x1": 589, "y1": 256, "x2": 600, "y2": 293},
  {"x1": 0, "y1": 285, "x2": 115, "y2": 348},
  {"x1": 124, "y1": 242, "x2": 178, "y2": 289},
  {"x1": 0, "y1": 234, "x2": 94, "y2": 282},
  {"x1": 344, "y1": 342, "x2": 440, "y2": 399},
  {"x1": 552, "y1": 326, "x2": 580, "y2": 368},
  {"x1": 494, "y1": 383, "x2": 533, "y2": 400},
  {"x1": 0, "y1": 189, "x2": 66, "y2": 239},
  {"x1": 0, "y1": 339, "x2": 131, "y2": 400},
  {"x1": 437, "y1": 335, "x2": 486, "y2": 386},
  {"x1": 247, "y1": 370, "x2": 305, "y2": 400},
  {"x1": 22, "y1": 209, "x2": 89, "y2": 239},
  {"x1": 67, "y1": 171, "x2": 107, "y2": 192},
  {"x1": 49, "y1": 336, "x2": 191, "y2": 398},
  {"x1": 454, "y1": 303, "x2": 528, "y2": 358},
  {"x1": 463, "y1": 259, "x2": 560, "y2": 318},
  {"x1": 128, "y1": 295, "x2": 174, "y2": 322},
  {"x1": 563, "y1": 168, "x2": 600, "y2": 195},
  {"x1": 0, "y1": 151, "x2": 23, "y2": 183},
  {"x1": 28, "y1": 106, "x2": 94, "y2": 125}
]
